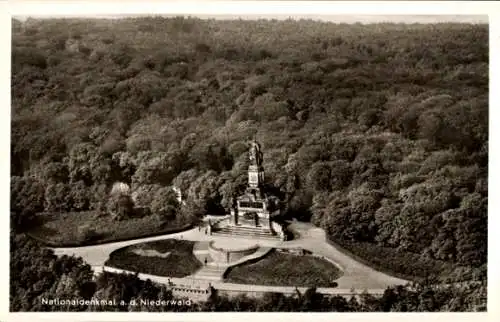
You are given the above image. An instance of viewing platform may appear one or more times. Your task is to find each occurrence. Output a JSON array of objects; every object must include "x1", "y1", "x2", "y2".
[{"x1": 212, "y1": 224, "x2": 282, "y2": 241}]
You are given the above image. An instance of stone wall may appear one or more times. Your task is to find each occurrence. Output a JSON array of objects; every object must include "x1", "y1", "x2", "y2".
[
  {"x1": 170, "y1": 284, "x2": 212, "y2": 302},
  {"x1": 216, "y1": 287, "x2": 384, "y2": 301},
  {"x1": 208, "y1": 241, "x2": 259, "y2": 264}
]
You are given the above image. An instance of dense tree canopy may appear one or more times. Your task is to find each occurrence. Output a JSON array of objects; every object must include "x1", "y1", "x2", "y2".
[{"x1": 11, "y1": 17, "x2": 487, "y2": 311}]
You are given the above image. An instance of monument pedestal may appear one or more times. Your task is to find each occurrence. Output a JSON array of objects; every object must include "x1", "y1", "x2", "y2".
[{"x1": 212, "y1": 139, "x2": 285, "y2": 241}]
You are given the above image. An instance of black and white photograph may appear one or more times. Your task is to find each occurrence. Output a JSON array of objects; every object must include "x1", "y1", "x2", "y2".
[{"x1": 4, "y1": 0, "x2": 495, "y2": 318}]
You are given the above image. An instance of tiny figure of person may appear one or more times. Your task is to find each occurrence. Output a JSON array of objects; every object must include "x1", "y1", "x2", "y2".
[{"x1": 204, "y1": 258, "x2": 208, "y2": 266}]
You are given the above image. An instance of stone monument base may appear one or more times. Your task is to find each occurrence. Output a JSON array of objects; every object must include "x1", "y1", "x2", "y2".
[
  {"x1": 208, "y1": 240, "x2": 259, "y2": 264},
  {"x1": 211, "y1": 217, "x2": 283, "y2": 241}
]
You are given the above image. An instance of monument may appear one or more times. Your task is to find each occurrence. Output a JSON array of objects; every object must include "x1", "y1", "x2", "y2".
[{"x1": 211, "y1": 139, "x2": 285, "y2": 240}]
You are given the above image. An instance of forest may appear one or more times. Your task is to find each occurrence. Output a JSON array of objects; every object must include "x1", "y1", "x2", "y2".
[{"x1": 10, "y1": 16, "x2": 488, "y2": 311}]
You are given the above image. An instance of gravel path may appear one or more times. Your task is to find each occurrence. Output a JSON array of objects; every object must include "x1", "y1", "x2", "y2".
[{"x1": 52, "y1": 221, "x2": 408, "y2": 291}]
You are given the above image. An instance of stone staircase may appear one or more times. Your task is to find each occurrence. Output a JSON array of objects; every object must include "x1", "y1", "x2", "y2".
[
  {"x1": 212, "y1": 225, "x2": 281, "y2": 240},
  {"x1": 192, "y1": 247, "x2": 273, "y2": 281},
  {"x1": 192, "y1": 264, "x2": 228, "y2": 281},
  {"x1": 191, "y1": 241, "x2": 228, "y2": 281}
]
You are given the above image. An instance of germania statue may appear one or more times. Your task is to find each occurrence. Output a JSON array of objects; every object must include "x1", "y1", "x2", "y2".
[{"x1": 249, "y1": 139, "x2": 263, "y2": 166}]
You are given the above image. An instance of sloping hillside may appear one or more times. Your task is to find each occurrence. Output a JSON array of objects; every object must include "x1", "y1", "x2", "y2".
[{"x1": 11, "y1": 17, "x2": 487, "y2": 282}]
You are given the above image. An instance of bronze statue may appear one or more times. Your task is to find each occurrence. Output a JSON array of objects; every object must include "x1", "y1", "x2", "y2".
[{"x1": 249, "y1": 139, "x2": 263, "y2": 166}]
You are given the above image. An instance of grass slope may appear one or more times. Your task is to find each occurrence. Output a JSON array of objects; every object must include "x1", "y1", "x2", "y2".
[
  {"x1": 28, "y1": 211, "x2": 191, "y2": 247},
  {"x1": 328, "y1": 239, "x2": 457, "y2": 282},
  {"x1": 105, "y1": 239, "x2": 201, "y2": 278},
  {"x1": 225, "y1": 249, "x2": 342, "y2": 287}
]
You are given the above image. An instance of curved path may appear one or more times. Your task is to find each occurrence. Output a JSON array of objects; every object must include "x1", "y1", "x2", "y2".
[
  {"x1": 282, "y1": 221, "x2": 408, "y2": 289},
  {"x1": 52, "y1": 221, "x2": 408, "y2": 291}
]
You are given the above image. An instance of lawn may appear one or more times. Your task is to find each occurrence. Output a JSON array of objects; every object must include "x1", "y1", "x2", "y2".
[
  {"x1": 328, "y1": 239, "x2": 457, "y2": 282},
  {"x1": 105, "y1": 239, "x2": 202, "y2": 278},
  {"x1": 27, "y1": 211, "x2": 192, "y2": 247},
  {"x1": 224, "y1": 249, "x2": 342, "y2": 287}
]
